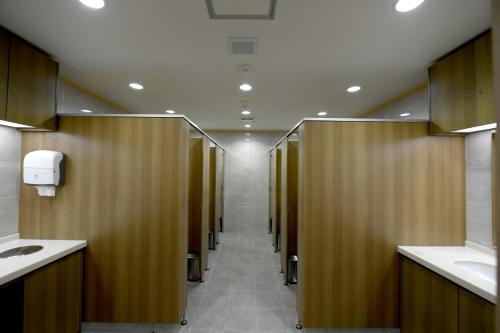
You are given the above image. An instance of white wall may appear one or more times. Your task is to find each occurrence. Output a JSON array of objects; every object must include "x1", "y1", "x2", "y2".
[
  {"x1": 207, "y1": 131, "x2": 285, "y2": 233},
  {"x1": 0, "y1": 125, "x2": 21, "y2": 237},
  {"x1": 466, "y1": 130, "x2": 495, "y2": 248}
]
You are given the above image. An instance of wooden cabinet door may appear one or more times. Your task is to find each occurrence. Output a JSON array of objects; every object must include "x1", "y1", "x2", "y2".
[
  {"x1": 429, "y1": 43, "x2": 475, "y2": 134},
  {"x1": 0, "y1": 29, "x2": 9, "y2": 120},
  {"x1": 23, "y1": 252, "x2": 82, "y2": 333},
  {"x1": 7, "y1": 36, "x2": 57, "y2": 130},
  {"x1": 459, "y1": 288, "x2": 495, "y2": 333},
  {"x1": 474, "y1": 32, "x2": 494, "y2": 126},
  {"x1": 401, "y1": 258, "x2": 459, "y2": 333}
]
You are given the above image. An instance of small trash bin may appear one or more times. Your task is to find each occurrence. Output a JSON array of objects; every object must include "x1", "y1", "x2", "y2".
[
  {"x1": 187, "y1": 253, "x2": 201, "y2": 281},
  {"x1": 208, "y1": 231, "x2": 215, "y2": 250},
  {"x1": 287, "y1": 255, "x2": 298, "y2": 284}
]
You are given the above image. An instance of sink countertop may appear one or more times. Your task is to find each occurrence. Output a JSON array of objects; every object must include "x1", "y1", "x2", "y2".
[
  {"x1": 0, "y1": 234, "x2": 86, "y2": 286},
  {"x1": 398, "y1": 244, "x2": 496, "y2": 304}
]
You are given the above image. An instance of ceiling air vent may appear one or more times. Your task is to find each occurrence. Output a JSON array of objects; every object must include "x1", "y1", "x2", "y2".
[
  {"x1": 228, "y1": 38, "x2": 257, "y2": 55},
  {"x1": 206, "y1": 0, "x2": 277, "y2": 20}
]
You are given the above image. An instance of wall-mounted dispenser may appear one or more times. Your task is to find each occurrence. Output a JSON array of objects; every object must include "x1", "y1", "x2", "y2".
[{"x1": 23, "y1": 150, "x2": 66, "y2": 197}]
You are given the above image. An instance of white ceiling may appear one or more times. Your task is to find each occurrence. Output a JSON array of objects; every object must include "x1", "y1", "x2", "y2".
[{"x1": 0, "y1": 0, "x2": 491, "y2": 130}]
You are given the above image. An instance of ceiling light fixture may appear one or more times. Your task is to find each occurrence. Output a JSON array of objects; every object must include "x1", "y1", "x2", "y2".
[
  {"x1": 244, "y1": 124, "x2": 252, "y2": 128},
  {"x1": 453, "y1": 123, "x2": 497, "y2": 134},
  {"x1": 318, "y1": 111, "x2": 327, "y2": 116},
  {"x1": 81, "y1": 109, "x2": 93, "y2": 113},
  {"x1": 129, "y1": 82, "x2": 144, "y2": 90},
  {"x1": 239, "y1": 83, "x2": 252, "y2": 92},
  {"x1": 245, "y1": 133, "x2": 251, "y2": 136},
  {"x1": 395, "y1": 0, "x2": 425, "y2": 12},
  {"x1": 347, "y1": 85, "x2": 362, "y2": 93},
  {"x1": 245, "y1": 138, "x2": 250, "y2": 141},
  {"x1": 400, "y1": 113, "x2": 411, "y2": 117},
  {"x1": 242, "y1": 109, "x2": 251, "y2": 115},
  {"x1": 79, "y1": 0, "x2": 105, "y2": 9},
  {"x1": 165, "y1": 109, "x2": 175, "y2": 114}
]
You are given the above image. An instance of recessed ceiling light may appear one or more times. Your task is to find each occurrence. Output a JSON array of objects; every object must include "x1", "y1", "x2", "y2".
[
  {"x1": 318, "y1": 111, "x2": 327, "y2": 116},
  {"x1": 245, "y1": 138, "x2": 250, "y2": 141},
  {"x1": 245, "y1": 133, "x2": 251, "y2": 136},
  {"x1": 400, "y1": 113, "x2": 411, "y2": 117},
  {"x1": 165, "y1": 109, "x2": 175, "y2": 114},
  {"x1": 292, "y1": 133, "x2": 298, "y2": 136},
  {"x1": 244, "y1": 124, "x2": 252, "y2": 128},
  {"x1": 239, "y1": 83, "x2": 253, "y2": 92},
  {"x1": 129, "y1": 82, "x2": 144, "y2": 90},
  {"x1": 395, "y1": 0, "x2": 425, "y2": 12},
  {"x1": 242, "y1": 110, "x2": 251, "y2": 115},
  {"x1": 347, "y1": 85, "x2": 362, "y2": 93},
  {"x1": 79, "y1": 0, "x2": 105, "y2": 9},
  {"x1": 81, "y1": 109, "x2": 93, "y2": 113}
]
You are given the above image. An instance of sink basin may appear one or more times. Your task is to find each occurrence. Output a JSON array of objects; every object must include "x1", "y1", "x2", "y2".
[
  {"x1": 0, "y1": 245, "x2": 44, "y2": 259},
  {"x1": 455, "y1": 260, "x2": 496, "y2": 284}
]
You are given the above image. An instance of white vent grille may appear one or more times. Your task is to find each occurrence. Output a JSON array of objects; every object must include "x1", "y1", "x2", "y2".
[{"x1": 228, "y1": 38, "x2": 257, "y2": 55}]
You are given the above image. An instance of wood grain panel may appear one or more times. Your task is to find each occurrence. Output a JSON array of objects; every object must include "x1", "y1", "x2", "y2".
[
  {"x1": 280, "y1": 140, "x2": 298, "y2": 282},
  {"x1": 209, "y1": 147, "x2": 217, "y2": 248},
  {"x1": 201, "y1": 136, "x2": 210, "y2": 271},
  {"x1": 24, "y1": 251, "x2": 83, "y2": 333},
  {"x1": 297, "y1": 121, "x2": 465, "y2": 328},
  {"x1": 7, "y1": 36, "x2": 58, "y2": 130},
  {"x1": 459, "y1": 288, "x2": 495, "y2": 333},
  {"x1": 474, "y1": 32, "x2": 494, "y2": 126},
  {"x1": 401, "y1": 257, "x2": 459, "y2": 333},
  {"x1": 214, "y1": 146, "x2": 223, "y2": 243},
  {"x1": 0, "y1": 29, "x2": 8, "y2": 120},
  {"x1": 430, "y1": 43, "x2": 476, "y2": 134},
  {"x1": 270, "y1": 148, "x2": 282, "y2": 250},
  {"x1": 220, "y1": 149, "x2": 225, "y2": 232},
  {"x1": 19, "y1": 116, "x2": 190, "y2": 323}
]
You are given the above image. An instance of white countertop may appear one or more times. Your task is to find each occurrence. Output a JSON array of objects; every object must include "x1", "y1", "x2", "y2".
[
  {"x1": 0, "y1": 234, "x2": 86, "y2": 286},
  {"x1": 398, "y1": 244, "x2": 496, "y2": 304}
]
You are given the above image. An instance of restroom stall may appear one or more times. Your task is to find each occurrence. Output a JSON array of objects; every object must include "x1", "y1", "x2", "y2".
[
  {"x1": 279, "y1": 138, "x2": 299, "y2": 284},
  {"x1": 19, "y1": 115, "x2": 191, "y2": 324},
  {"x1": 270, "y1": 147, "x2": 281, "y2": 252},
  {"x1": 291, "y1": 119, "x2": 465, "y2": 329},
  {"x1": 188, "y1": 133, "x2": 211, "y2": 282}
]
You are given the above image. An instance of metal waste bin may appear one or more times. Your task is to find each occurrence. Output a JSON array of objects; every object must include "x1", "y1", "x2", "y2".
[
  {"x1": 187, "y1": 253, "x2": 201, "y2": 281},
  {"x1": 208, "y1": 231, "x2": 215, "y2": 250},
  {"x1": 287, "y1": 255, "x2": 298, "y2": 284}
]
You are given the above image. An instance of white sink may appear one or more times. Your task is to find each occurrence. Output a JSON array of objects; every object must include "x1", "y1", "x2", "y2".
[{"x1": 454, "y1": 260, "x2": 496, "y2": 285}]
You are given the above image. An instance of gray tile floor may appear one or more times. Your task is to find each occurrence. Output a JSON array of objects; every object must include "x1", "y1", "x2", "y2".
[{"x1": 83, "y1": 226, "x2": 399, "y2": 333}]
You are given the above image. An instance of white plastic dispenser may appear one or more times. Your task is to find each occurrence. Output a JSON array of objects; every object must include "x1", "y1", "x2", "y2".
[{"x1": 23, "y1": 150, "x2": 66, "y2": 197}]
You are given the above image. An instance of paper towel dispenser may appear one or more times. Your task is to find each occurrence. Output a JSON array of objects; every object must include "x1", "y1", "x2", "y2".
[{"x1": 23, "y1": 150, "x2": 66, "y2": 196}]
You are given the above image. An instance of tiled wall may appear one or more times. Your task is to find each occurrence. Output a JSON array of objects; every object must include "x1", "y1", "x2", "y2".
[
  {"x1": 207, "y1": 131, "x2": 285, "y2": 233},
  {"x1": 0, "y1": 125, "x2": 21, "y2": 237},
  {"x1": 466, "y1": 130, "x2": 494, "y2": 248}
]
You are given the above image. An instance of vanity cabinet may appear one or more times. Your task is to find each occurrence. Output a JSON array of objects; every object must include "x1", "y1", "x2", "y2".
[
  {"x1": 429, "y1": 32, "x2": 493, "y2": 134},
  {"x1": 0, "y1": 251, "x2": 83, "y2": 333},
  {"x1": 401, "y1": 257, "x2": 494, "y2": 333},
  {"x1": 0, "y1": 29, "x2": 9, "y2": 120}
]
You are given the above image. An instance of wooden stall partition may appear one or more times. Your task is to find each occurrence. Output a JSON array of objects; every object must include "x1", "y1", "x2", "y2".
[
  {"x1": 270, "y1": 147, "x2": 282, "y2": 250},
  {"x1": 19, "y1": 115, "x2": 190, "y2": 323},
  {"x1": 280, "y1": 139, "x2": 298, "y2": 283},
  {"x1": 188, "y1": 134, "x2": 210, "y2": 278},
  {"x1": 297, "y1": 120, "x2": 465, "y2": 329},
  {"x1": 208, "y1": 146, "x2": 217, "y2": 249},
  {"x1": 219, "y1": 149, "x2": 225, "y2": 233},
  {"x1": 215, "y1": 146, "x2": 224, "y2": 240}
]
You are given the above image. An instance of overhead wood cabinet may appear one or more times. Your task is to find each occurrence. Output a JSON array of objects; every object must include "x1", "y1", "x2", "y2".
[
  {"x1": 401, "y1": 257, "x2": 494, "y2": 333},
  {"x1": 270, "y1": 147, "x2": 281, "y2": 251},
  {"x1": 296, "y1": 120, "x2": 465, "y2": 329},
  {"x1": 0, "y1": 29, "x2": 58, "y2": 130},
  {"x1": 19, "y1": 115, "x2": 191, "y2": 324},
  {"x1": 0, "y1": 29, "x2": 8, "y2": 120},
  {"x1": 188, "y1": 134, "x2": 210, "y2": 280},
  {"x1": 279, "y1": 138, "x2": 298, "y2": 284},
  {"x1": 430, "y1": 31, "x2": 493, "y2": 134}
]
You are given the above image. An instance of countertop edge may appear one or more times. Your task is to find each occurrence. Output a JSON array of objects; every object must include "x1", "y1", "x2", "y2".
[
  {"x1": 0, "y1": 241, "x2": 87, "y2": 286},
  {"x1": 398, "y1": 246, "x2": 496, "y2": 304}
]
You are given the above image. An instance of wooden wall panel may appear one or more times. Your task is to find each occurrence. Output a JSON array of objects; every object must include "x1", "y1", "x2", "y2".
[
  {"x1": 0, "y1": 28, "x2": 8, "y2": 120},
  {"x1": 19, "y1": 116, "x2": 190, "y2": 323},
  {"x1": 459, "y1": 288, "x2": 495, "y2": 333},
  {"x1": 297, "y1": 121, "x2": 465, "y2": 328},
  {"x1": 24, "y1": 251, "x2": 83, "y2": 333}
]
